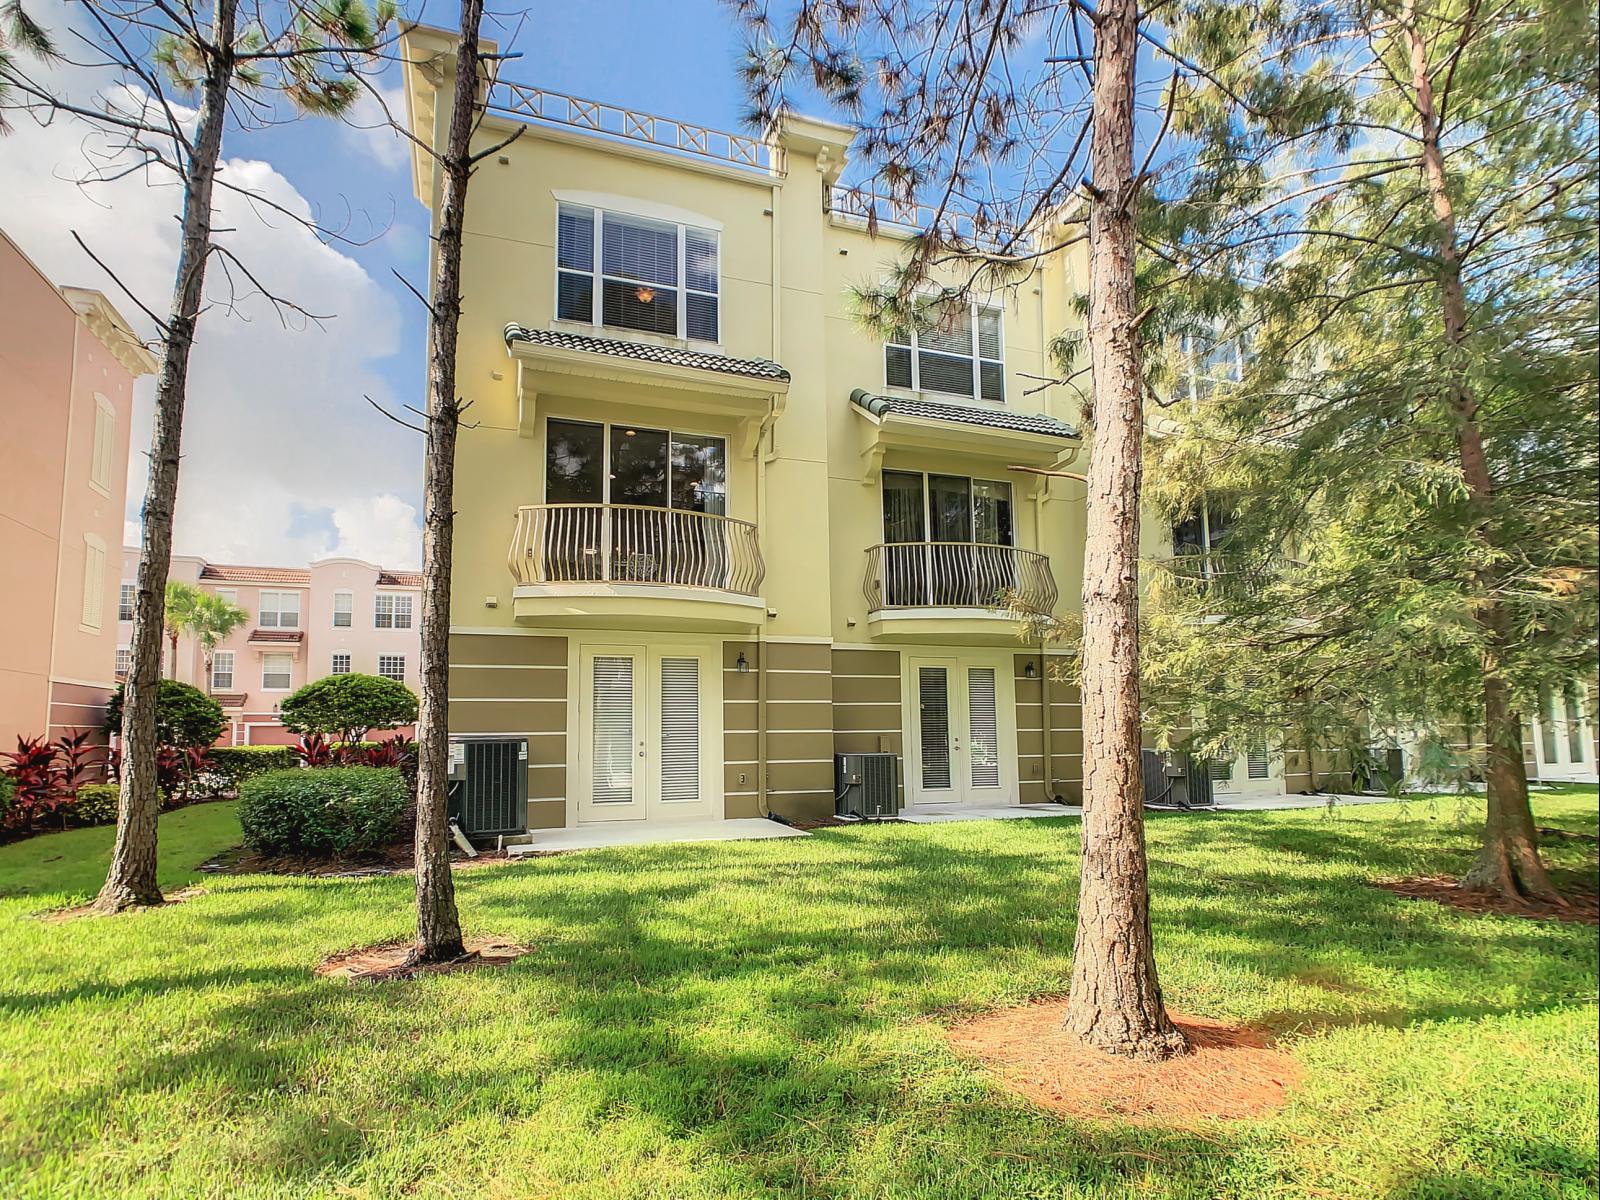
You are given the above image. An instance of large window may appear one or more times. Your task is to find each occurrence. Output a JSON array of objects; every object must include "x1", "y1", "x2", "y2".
[
  {"x1": 332, "y1": 592, "x2": 352, "y2": 628},
  {"x1": 880, "y1": 471, "x2": 1014, "y2": 606},
  {"x1": 261, "y1": 653, "x2": 292, "y2": 690},
  {"x1": 374, "y1": 593, "x2": 413, "y2": 629},
  {"x1": 885, "y1": 302, "x2": 1004, "y2": 401},
  {"x1": 377, "y1": 655, "x2": 406, "y2": 682},
  {"x1": 331, "y1": 652, "x2": 352, "y2": 675},
  {"x1": 119, "y1": 582, "x2": 136, "y2": 622},
  {"x1": 211, "y1": 651, "x2": 234, "y2": 691},
  {"x1": 258, "y1": 590, "x2": 301, "y2": 628},
  {"x1": 544, "y1": 419, "x2": 729, "y2": 586},
  {"x1": 556, "y1": 203, "x2": 719, "y2": 342}
]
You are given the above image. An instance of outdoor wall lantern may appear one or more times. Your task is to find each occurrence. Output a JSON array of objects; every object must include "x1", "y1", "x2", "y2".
[
  {"x1": 736, "y1": 652, "x2": 750, "y2": 674},
  {"x1": 1025, "y1": 660, "x2": 1037, "y2": 679}
]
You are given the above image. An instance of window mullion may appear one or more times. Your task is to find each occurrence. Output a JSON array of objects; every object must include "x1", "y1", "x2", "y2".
[
  {"x1": 677, "y1": 225, "x2": 687, "y2": 339},
  {"x1": 591, "y1": 209, "x2": 603, "y2": 326},
  {"x1": 971, "y1": 302, "x2": 980, "y2": 400}
]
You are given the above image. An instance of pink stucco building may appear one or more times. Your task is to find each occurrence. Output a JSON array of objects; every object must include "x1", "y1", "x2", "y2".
[
  {"x1": 118, "y1": 549, "x2": 422, "y2": 745},
  {"x1": 1, "y1": 229, "x2": 156, "y2": 755}
]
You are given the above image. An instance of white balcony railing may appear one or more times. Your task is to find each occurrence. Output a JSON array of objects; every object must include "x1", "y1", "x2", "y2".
[
  {"x1": 863, "y1": 542, "x2": 1057, "y2": 614},
  {"x1": 509, "y1": 504, "x2": 764, "y2": 596}
]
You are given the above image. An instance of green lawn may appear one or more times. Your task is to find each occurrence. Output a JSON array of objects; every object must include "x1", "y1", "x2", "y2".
[{"x1": 1, "y1": 789, "x2": 1595, "y2": 1200}]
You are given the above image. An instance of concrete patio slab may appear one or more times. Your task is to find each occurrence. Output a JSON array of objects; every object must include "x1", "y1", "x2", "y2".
[
  {"x1": 506, "y1": 817, "x2": 809, "y2": 855},
  {"x1": 897, "y1": 802, "x2": 1082, "y2": 824}
]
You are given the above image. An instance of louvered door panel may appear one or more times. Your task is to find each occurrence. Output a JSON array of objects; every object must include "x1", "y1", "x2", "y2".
[
  {"x1": 658, "y1": 657, "x2": 700, "y2": 804},
  {"x1": 591, "y1": 655, "x2": 635, "y2": 805},
  {"x1": 967, "y1": 667, "x2": 1000, "y2": 788},
  {"x1": 918, "y1": 666, "x2": 953, "y2": 790}
]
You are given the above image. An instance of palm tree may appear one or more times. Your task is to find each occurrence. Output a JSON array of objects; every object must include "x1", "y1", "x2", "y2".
[
  {"x1": 163, "y1": 581, "x2": 205, "y2": 679},
  {"x1": 190, "y1": 592, "x2": 248, "y2": 693}
]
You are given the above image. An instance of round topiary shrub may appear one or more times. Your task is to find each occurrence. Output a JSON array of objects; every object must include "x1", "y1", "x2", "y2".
[
  {"x1": 104, "y1": 679, "x2": 226, "y2": 750},
  {"x1": 237, "y1": 767, "x2": 408, "y2": 859},
  {"x1": 278, "y1": 674, "x2": 418, "y2": 747},
  {"x1": 70, "y1": 783, "x2": 121, "y2": 827}
]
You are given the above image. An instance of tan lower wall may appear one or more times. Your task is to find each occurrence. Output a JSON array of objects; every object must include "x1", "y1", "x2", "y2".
[
  {"x1": 1014, "y1": 653, "x2": 1083, "y2": 804},
  {"x1": 831, "y1": 647, "x2": 903, "y2": 805},
  {"x1": 448, "y1": 632, "x2": 570, "y2": 830},
  {"x1": 725, "y1": 640, "x2": 836, "y2": 822}
]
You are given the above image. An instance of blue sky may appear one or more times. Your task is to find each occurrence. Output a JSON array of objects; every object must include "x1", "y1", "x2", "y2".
[{"x1": 0, "y1": 1, "x2": 782, "y2": 568}]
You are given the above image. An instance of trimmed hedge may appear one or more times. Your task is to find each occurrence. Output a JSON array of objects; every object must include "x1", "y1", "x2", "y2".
[
  {"x1": 207, "y1": 746, "x2": 296, "y2": 791},
  {"x1": 237, "y1": 767, "x2": 408, "y2": 859}
]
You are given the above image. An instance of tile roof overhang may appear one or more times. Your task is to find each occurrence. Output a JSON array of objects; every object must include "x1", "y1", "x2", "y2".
[
  {"x1": 849, "y1": 388, "x2": 1081, "y2": 484},
  {"x1": 376, "y1": 571, "x2": 424, "y2": 588},
  {"x1": 247, "y1": 629, "x2": 305, "y2": 645},
  {"x1": 505, "y1": 324, "x2": 790, "y2": 448},
  {"x1": 200, "y1": 564, "x2": 311, "y2": 585}
]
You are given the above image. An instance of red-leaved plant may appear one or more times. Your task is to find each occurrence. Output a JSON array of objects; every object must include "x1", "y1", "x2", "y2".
[
  {"x1": 293, "y1": 733, "x2": 336, "y2": 768},
  {"x1": 3, "y1": 736, "x2": 65, "y2": 831}
]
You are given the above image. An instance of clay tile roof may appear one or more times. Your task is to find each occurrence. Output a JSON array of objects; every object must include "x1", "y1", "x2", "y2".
[
  {"x1": 211, "y1": 692, "x2": 248, "y2": 709},
  {"x1": 200, "y1": 564, "x2": 311, "y2": 584},
  {"x1": 850, "y1": 388, "x2": 1080, "y2": 440},
  {"x1": 248, "y1": 628, "x2": 305, "y2": 644},
  {"x1": 376, "y1": 571, "x2": 423, "y2": 587},
  {"x1": 504, "y1": 323, "x2": 790, "y2": 383}
]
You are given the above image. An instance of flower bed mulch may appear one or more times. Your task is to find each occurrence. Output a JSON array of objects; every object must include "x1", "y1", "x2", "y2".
[
  {"x1": 945, "y1": 1000, "x2": 1300, "y2": 1124},
  {"x1": 315, "y1": 936, "x2": 534, "y2": 982},
  {"x1": 1376, "y1": 876, "x2": 1600, "y2": 925},
  {"x1": 200, "y1": 841, "x2": 510, "y2": 878}
]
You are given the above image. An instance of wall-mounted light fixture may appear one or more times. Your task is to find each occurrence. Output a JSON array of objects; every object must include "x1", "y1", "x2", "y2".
[
  {"x1": 1025, "y1": 660, "x2": 1037, "y2": 679},
  {"x1": 736, "y1": 651, "x2": 750, "y2": 674}
]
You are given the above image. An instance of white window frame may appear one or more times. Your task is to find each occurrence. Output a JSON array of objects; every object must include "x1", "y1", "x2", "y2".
[
  {"x1": 555, "y1": 202, "x2": 720, "y2": 344},
  {"x1": 332, "y1": 590, "x2": 353, "y2": 628},
  {"x1": 211, "y1": 650, "x2": 235, "y2": 692},
  {"x1": 330, "y1": 651, "x2": 352, "y2": 675},
  {"x1": 214, "y1": 587, "x2": 239, "y2": 605},
  {"x1": 118, "y1": 582, "x2": 136, "y2": 623},
  {"x1": 258, "y1": 590, "x2": 301, "y2": 629},
  {"x1": 115, "y1": 646, "x2": 132, "y2": 676},
  {"x1": 884, "y1": 299, "x2": 1005, "y2": 403},
  {"x1": 89, "y1": 394, "x2": 116, "y2": 496},
  {"x1": 374, "y1": 592, "x2": 413, "y2": 629},
  {"x1": 261, "y1": 652, "x2": 293, "y2": 691},
  {"x1": 377, "y1": 654, "x2": 406, "y2": 682}
]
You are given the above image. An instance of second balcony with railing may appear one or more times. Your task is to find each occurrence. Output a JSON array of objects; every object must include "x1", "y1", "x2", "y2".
[
  {"x1": 863, "y1": 541, "x2": 1058, "y2": 642},
  {"x1": 507, "y1": 503, "x2": 766, "y2": 630}
]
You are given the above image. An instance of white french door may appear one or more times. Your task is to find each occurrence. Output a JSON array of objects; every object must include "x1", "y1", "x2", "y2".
[
  {"x1": 908, "y1": 655, "x2": 1010, "y2": 805},
  {"x1": 1533, "y1": 684, "x2": 1593, "y2": 781},
  {"x1": 577, "y1": 644, "x2": 719, "y2": 823}
]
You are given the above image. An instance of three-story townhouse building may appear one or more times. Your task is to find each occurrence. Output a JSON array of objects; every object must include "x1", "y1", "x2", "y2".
[
  {"x1": 399, "y1": 28, "x2": 1143, "y2": 836},
  {"x1": 118, "y1": 548, "x2": 422, "y2": 745},
  {"x1": 1, "y1": 228, "x2": 154, "y2": 756}
]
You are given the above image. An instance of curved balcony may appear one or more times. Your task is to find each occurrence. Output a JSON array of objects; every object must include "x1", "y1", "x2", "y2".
[
  {"x1": 863, "y1": 542, "x2": 1057, "y2": 644},
  {"x1": 1150, "y1": 551, "x2": 1297, "y2": 601},
  {"x1": 507, "y1": 504, "x2": 765, "y2": 631}
]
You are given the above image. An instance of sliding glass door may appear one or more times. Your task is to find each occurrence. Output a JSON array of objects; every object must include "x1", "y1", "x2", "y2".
[{"x1": 881, "y1": 471, "x2": 1015, "y2": 607}]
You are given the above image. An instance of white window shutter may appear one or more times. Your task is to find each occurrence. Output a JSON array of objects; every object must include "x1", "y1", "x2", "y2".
[{"x1": 81, "y1": 537, "x2": 106, "y2": 628}]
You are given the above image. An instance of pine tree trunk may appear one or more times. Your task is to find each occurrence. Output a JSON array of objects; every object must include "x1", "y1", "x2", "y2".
[
  {"x1": 93, "y1": 0, "x2": 236, "y2": 914},
  {"x1": 1064, "y1": 0, "x2": 1186, "y2": 1060},
  {"x1": 408, "y1": 0, "x2": 487, "y2": 964},
  {"x1": 1404, "y1": 8, "x2": 1560, "y2": 904}
]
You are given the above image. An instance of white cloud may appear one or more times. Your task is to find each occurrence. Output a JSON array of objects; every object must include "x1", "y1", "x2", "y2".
[
  {"x1": 338, "y1": 82, "x2": 412, "y2": 172},
  {"x1": 0, "y1": 12, "x2": 422, "y2": 571}
]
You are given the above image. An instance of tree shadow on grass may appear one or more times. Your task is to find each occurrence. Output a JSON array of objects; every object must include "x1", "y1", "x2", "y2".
[{"x1": 7, "y1": 806, "x2": 1596, "y2": 1196}]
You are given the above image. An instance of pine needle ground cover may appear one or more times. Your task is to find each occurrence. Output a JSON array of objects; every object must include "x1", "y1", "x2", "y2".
[{"x1": 1, "y1": 790, "x2": 1595, "y2": 1199}]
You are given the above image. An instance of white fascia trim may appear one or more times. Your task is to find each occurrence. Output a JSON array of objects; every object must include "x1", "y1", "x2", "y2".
[{"x1": 552, "y1": 189, "x2": 724, "y2": 231}]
